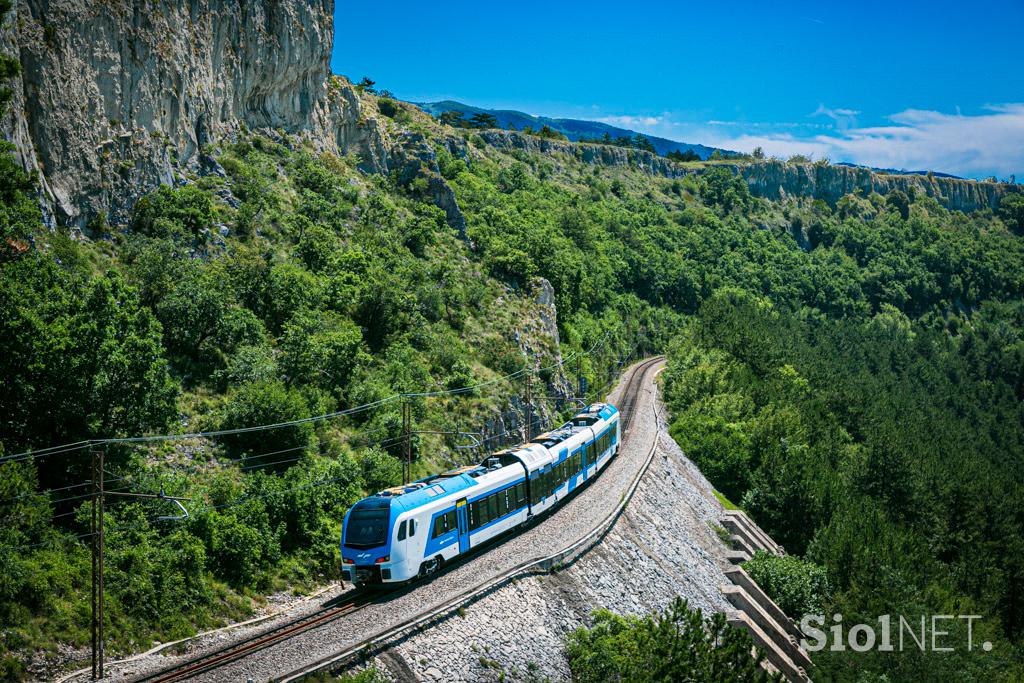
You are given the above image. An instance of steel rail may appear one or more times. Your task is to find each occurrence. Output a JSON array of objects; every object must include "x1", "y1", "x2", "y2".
[
  {"x1": 136, "y1": 593, "x2": 375, "y2": 683},
  {"x1": 276, "y1": 356, "x2": 666, "y2": 682}
]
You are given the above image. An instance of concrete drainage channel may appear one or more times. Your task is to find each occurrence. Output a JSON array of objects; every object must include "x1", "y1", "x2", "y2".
[
  {"x1": 720, "y1": 510, "x2": 813, "y2": 682},
  {"x1": 278, "y1": 357, "x2": 666, "y2": 682}
]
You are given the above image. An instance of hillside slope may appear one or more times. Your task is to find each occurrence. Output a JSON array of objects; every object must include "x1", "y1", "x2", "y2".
[{"x1": 1, "y1": 3, "x2": 1024, "y2": 682}]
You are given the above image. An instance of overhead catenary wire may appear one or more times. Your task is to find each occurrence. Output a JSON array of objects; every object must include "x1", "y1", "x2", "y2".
[
  {"x1": 1, "y1": 327, "x2": 622, "y2": 528},
  {"x1": 1, "y1": 327, "x2": 618, "y2": 466},
  {"x1": 0, "y1": 337, "x2": 631, "y2": 556}
]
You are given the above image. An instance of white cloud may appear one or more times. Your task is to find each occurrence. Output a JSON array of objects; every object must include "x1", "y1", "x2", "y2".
[
  {"x1": 582, "y1": 104, "x2": 1024, "y2": 178},
  {"x1": 811, "y1": 103, "x2": 860, "y2": 131},
  {"x1": 698, "y1": 104, "x2": 1024, "y2": 178},
  {"x1": 597, "y1": 114, "x2": 663, "y2": 128}
]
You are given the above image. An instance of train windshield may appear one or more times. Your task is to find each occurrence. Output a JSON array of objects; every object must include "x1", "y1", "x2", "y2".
[{"x1": 345, "y1": 507, "x2": 390, "y2": 548}]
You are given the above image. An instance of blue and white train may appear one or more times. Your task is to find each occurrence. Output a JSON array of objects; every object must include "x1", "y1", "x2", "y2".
[{"x1": 341, "y1": 402, "x2": 621, "y2": 586}]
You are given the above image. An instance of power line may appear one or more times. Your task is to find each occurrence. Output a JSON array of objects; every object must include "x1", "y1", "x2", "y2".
[
  {"x1": 0, "y1": 328, "x2": 619, "y2": 484},
  {"x1": 18, "y1": 330, "x2": 612, "y2": 462}
]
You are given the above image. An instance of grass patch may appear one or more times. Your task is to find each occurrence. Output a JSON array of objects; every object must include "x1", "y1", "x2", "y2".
[{"x1": 713, "y1": 489, "x2": 739, "y2": 510}]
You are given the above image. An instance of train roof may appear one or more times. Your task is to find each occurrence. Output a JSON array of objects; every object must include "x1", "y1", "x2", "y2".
[
  {"x1": 364, "y1": 402, "x2": 619, "y2": 511},
  {"x1": 376, "y1": 470, "x2": 478, "y2": 512}
]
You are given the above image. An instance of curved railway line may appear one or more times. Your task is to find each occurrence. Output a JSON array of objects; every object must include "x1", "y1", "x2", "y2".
[{"x1": 129, "y1": 356, "x2": 664, "y2": 683}]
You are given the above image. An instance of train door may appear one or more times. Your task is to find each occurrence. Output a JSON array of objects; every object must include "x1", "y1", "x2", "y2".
[{"x1": 455, "y1": 498, "x2": 470, "y2": 553}]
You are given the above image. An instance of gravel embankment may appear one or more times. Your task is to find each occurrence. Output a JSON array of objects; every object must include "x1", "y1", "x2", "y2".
[{"x1": 374, "y1": 368, "x2": 732, "y2": 682}]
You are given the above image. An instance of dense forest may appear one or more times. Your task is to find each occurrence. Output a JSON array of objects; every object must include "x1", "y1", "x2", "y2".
[{"x1": 1, "y1": 89, "x2": 1023, "y2": 680}]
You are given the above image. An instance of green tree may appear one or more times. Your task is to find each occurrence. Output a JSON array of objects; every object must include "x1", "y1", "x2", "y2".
[
  {"x1": 279, "y1": 309, "x2": 367, "y2": 397},
  {"x1": 359, "y1": 447, "x2": 402, "y2": 492},
  {"x1": 0, "y1": 262, "x2": 177, "y2": 461},
  {"x1": 566, "y1": 598, "x2": 779, "y2": 682},
  {"x1": 469, "y1": 112, "x2": 498, "y2": 129},
  {"x1": 218, "y1": 381, "x2": 315, "y2": 464},
  {"x1": 356, "y1": 76, "x2": 377, "y2": 94},
  {"x1": 998, "y1": 193, "x2": 1024, "y2": 233},
  {"x1": 131, "y1": 185, "x2": 215, "y2": 239},
  {"x1": 885, "y1": 189, "x2": 911, "y2": 220},
  {"x1": 742, "y1": 552, "x2": 831, "y2": 620},
  {"x1": 438, "y1": 110, "x2": 465, "y2": 127}
]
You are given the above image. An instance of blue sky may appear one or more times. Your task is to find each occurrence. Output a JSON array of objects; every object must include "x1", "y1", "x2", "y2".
[{"x1": 331, "y1": 0, "x2": 1024, "y2": 179}]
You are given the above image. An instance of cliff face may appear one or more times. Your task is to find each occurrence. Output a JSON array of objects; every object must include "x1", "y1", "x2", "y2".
[
  {"x1": 479, "y1": 130, "x2": 1020, "y2": 214},
  {"x1": 739, "y1": 160, "x2": 1017, "y2": 213},
  {"x1": 0, "y1": 0, "x2": 396, "y2": 226}
]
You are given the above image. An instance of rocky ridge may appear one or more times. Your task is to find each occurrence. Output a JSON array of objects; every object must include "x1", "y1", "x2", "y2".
[{"x1": 479, "y1": 130, "x2": 1020, "y2": 214}]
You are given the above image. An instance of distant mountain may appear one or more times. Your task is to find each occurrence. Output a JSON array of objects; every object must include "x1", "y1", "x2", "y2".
[{"x1": 415, "y1": 100, "x2": 736, "y2": 160}]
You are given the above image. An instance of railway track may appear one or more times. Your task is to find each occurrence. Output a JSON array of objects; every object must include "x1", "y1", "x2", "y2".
[
  {"x1": 131, "y1": 357, "x2": 664, "y2": 683},
  {"x1": 618, "y1": 355, "x2": 661, "y2": 434},
  {"x1": 136, "y1": 592, "x2": 377, "y2": 683}
]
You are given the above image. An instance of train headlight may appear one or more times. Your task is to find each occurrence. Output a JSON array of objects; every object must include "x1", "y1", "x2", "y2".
[
  {"x1": 343, "y1": 557, "x2": 354, "y2": 564},
  {"x1": 375, "y1": 555, "x2": 390, "y2": 564}
]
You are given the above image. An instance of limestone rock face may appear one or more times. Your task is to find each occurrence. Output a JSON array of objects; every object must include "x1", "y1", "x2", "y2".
[
  {"x1": 1, "y1": 0, "x2": 389, "y2": 226},
  {"x1": 739, "y1": 160, "x2": 1018, "y2": 213},
  {"x1": 479, "y1": 129, "x2": 688, "y2": 178},
  {"x1": 478, "y1": 130, "x2": 1020, "y2": 214}
]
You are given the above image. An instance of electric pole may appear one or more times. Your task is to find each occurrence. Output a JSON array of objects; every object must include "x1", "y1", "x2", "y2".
[
  {"x1": 577, "y1": 354, "x2": 585, "y2": 404},
  {"x1": 89, "y1": 444, "x2": 190, "y2": 680},
  {"x1": 91, "y1": 444, "x2": 105, "y2": 680},
  {"x1": 525, "y1": 369, "x2": 533, "y2": 442},
  {"x1": 402, "y1": 398, "x2": 412, "y2": 484}
]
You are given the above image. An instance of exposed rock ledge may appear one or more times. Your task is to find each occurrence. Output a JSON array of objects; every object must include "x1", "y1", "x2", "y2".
[{"x1": 479, "y1": 130, "x2": 1021, "y2": 214}]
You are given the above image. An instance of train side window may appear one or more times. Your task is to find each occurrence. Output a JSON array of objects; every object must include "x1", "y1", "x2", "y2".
[
  {"x1": 432, "y1": 515, "x2": 445, "y2": 538},
  {"x1": 478, "y1": 499, "x2": 490, "y2": 526},
  {"x1": 397, "y1": 520, "x2": 407, "y2": 541},
  {"x1": 409, "y1": 520, "x2": 416, "y2": 537},
  {"x1": 488, "y1": 494, "x2": 499, "y2": 521}
]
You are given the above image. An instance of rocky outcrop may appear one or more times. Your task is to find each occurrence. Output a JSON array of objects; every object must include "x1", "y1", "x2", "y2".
[
  {"x1": 739, "y1": 160, "x2": 1018, "y2": 213},
  {"x1": 0, "y1": 0, "x2": 475, "y2": 234},
  {"x1": 0, "y1": 0, "x2": 397, "y2": 227},
  {"x1": 478, "y1": 130, "x2": 1020, "y2": 214},
  {"x1": 3, "y1": 1, "x2": 1016, "y2": 226}
]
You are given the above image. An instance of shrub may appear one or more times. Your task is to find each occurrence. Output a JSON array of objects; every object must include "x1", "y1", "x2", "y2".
[
  {"x1": 566, "y1": 598, "x2": 779, "y2": 682},
  {"x1": 131, "y1": 185, "x2": 214, "y2": 238},
  {"x1": 742, "y1": 551, "x2": 831, "y2": 620},
  {"x1": 279, "y1": 310, "x2": 366, "y2": 397},
  {"x1": 218, "y1": 381, "x2": 315, "y2": 462},
  {"x1": 359, "y1": 447, "x2": 402, "y2": 492}
]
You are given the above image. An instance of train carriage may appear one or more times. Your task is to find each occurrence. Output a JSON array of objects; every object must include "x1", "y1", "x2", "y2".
[{"x1": 341, "y1": 402, "x2": 620, "y2": 586}]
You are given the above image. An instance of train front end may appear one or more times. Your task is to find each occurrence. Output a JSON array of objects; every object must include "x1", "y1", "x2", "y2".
[{"x1": 341, "y1": 497, "x2": 399, "y2": 586}]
